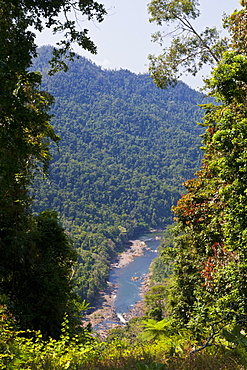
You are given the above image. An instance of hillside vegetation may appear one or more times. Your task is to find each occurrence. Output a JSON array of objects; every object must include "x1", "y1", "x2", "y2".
[
  {"x1": 2, "y1": 1, "x2": 247, "y2": 368},
  {"x1": 30, "y1": 46, "x2": 205, "y2": 301}
]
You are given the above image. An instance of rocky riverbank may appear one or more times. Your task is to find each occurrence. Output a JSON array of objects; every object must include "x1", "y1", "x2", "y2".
[
  {"x1": 84, "y1": 239, "x2": 151, "y2": 339},
  {"x1": 111, "y1": 239, "x2": 147, "y2": 269}
]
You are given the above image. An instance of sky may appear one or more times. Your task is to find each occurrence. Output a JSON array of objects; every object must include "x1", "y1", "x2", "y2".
[{"x1": 35, "y1": 0, "x2": 240, "y2": 90}]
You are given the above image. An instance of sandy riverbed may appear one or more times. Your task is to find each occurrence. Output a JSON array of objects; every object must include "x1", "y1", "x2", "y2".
[
  {"x1": 111, "y1": 239, "x2": 147, "y2": 268},
  {"x1": 84, "y1": 239, "x2": 150, "y2": 339}
]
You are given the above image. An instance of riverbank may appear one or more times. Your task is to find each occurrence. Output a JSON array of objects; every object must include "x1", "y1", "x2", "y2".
[
  {"x1": 111, "y1": 239, "x2": 147, "y2": 269},
  {"x1": 84, "y1": 239, "x2": 150, "y2": 338}
]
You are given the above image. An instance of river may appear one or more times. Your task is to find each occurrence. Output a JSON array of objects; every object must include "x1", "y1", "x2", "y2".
[
  {"x1": 109, "y1": 233, "x2": 161, "y2": 317},
  {"x1": 86, "y1": 232, "x2": 162, "y2": 335}
]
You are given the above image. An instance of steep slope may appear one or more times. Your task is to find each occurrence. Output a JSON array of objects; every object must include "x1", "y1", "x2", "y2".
[{"x1": 31, "y1": 46, "x2": 205, "y2": 301}]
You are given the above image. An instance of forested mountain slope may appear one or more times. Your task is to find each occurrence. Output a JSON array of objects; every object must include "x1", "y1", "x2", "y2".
[{"x1": 31, "y1": 46, "x2": 205, "y2": 301}]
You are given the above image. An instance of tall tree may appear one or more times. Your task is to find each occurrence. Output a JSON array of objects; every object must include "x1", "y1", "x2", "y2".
[
  {"x1": 148, "y1": 0, "x2": 229, "y2": 88},
  {"x1": 0, "y1": 0, "x2": 106, "y2": 336},
  {"x1": 153, "y1": 0, "x2": 247, "y2": 339}
]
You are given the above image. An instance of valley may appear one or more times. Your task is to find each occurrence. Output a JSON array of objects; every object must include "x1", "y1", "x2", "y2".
[{"x1": 31, "y1": 46, "x2": 205, "y2": 304}]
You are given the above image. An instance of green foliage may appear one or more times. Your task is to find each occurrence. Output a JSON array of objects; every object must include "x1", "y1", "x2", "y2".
[
  {"x1": 148, "y1": 0, "x2": 229, "y2": 88},
  {"x1": 3, "y1": 0, "x2": 106, "y2": 74},
  {"x1": 223, "y1": 325, "x2": 247, "y2": 348},
  {"x1": 136, "y1": 363, "x2": 165, "y2": 370},
  {"x1": 144, "y1": 285, "x2": 167, "y2": 321},
  {"x1": 0, "y1": 2, "x2": 59, "y2": 247},
  {"x1": 0, "y1": 308, "x2": 94, "y2": 370},
  {"x1": 0, "y1": 0, "x2": 107, "y2": 338},
  {"x1": 79, "y1": 337, "x2": 174, "y2": 369},
  {"x1": 222, "y1": 325, "x2": 247, "y2": 367},
  {"x1": 151, "y1": 258, "x2": 172, "y2": 284},
  {"x1": 159, "y1": 0, "x2": 247, "y2": 349},
  {"x1": 150, "y1": 226, "x2": 174, "y2": 286},
  {"x1": 0, "y1": 210, "x2": 82, "y2": 339},
  {"x1": 30, "y1": 45, "x2": 205, "y2": 302},
  {"x1": 140, "y1": 318, "x2": 172, "y2": 342},
  {"x1": 0, "y1": 305, "x2": 245, "y2": 370}
]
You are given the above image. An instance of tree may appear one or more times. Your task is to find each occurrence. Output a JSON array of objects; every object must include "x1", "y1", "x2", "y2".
[
  {"x1": 156, "y1": 1, "x2": 247, "y2": 340},
  {"x1": 7, "y1": 0, "x2": 106, "y2": 72},
  {"x1": 141, "y1": 318, "x2": 172, "y2": 342},
  {"x1": 0, "y1": 0, "x2": 106, "y2": 336},
  {"x1": 4, "y1": 211, "x2": 79, "y2": 339},
  {"x1": 144, "y1": 285, "x2": 167, "y2": 321},
  {"x1": 148, "y1": 0, "x2": 229, "y2": 88}
]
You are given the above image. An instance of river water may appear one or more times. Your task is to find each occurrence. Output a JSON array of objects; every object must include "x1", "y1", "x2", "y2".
[{"x1": 109, "y1": 233, "x2": 161, "y2": 316}]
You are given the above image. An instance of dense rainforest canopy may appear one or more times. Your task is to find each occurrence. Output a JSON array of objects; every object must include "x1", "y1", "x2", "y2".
[
  {"x1": 0, "y1": 0, "x2": 106, "y2": 338},
  {"x1": 31, "y1": 45, "x2": 205, "y2": 302},
  {"x1": 3, "y1": 0, "x2": 247, "y2": 368},
  {"x1": 153, "y1": 0, "x2": 247, "y2": 348}
]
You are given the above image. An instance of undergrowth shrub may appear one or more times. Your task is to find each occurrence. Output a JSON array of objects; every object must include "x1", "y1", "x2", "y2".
[
  {"x1": 0, "y1": 306, "x2": 94, "y2": 370},
  {"x1": 1, "y1": 305, "x2": 246, "y2": 369}
]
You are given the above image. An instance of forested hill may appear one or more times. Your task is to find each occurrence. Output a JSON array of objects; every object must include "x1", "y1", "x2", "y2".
[{"x1": 31, "y1": 45, "x2": 205, "y2": 301}]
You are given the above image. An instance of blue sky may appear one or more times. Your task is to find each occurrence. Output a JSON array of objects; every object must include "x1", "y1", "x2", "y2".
[{"x1": 36, "y1": 0, "x2": 240, "y2": 90}]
